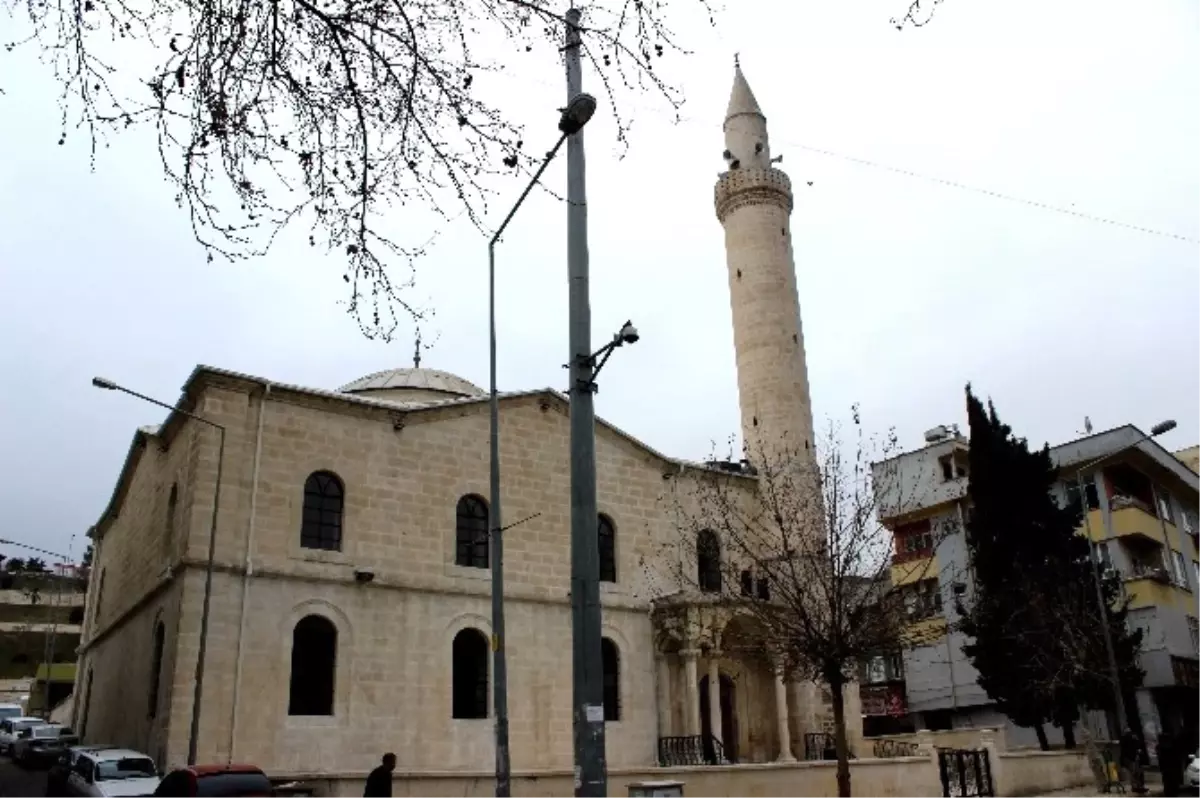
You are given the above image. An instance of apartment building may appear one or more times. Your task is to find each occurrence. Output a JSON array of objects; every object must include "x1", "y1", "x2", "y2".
[
  {"x1": 870, "y1": 423, "x2": 1199, "y2": 752},
  {"x1": 0, "y1": 566, "x2": 86, "y2": 715}
]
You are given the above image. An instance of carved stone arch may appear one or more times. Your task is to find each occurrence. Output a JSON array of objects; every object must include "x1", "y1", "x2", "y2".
[
  {"x1": 281, "y1": 598, "x2": 353, "y2": 724},
  {"x1": 443, "y1": 611, "x2": 492, "y2": 643}
]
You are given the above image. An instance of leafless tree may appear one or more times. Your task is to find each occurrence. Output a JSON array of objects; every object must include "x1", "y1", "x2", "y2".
[
  {"x1": 891, "y1": 0, "x2": 945, "y2": 30},
  {"x1": 3, "y1": 0, "x2": 713, "y2": 338},
  {"x1": 647, "y1": 408, "x2": 950, "y2": 798}
]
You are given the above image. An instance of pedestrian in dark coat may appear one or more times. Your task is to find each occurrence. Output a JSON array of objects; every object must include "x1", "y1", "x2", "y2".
[{"x1": 364, "y1": 752, "x2": 396, "y2": 798}]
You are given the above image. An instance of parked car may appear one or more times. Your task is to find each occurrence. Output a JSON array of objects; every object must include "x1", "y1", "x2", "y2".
[
  {"x1": 12, "y1": 723, "x2": 76, "y2": 767},
  {"x1": 0, "y1": 716, "x2": 47, "y2": 755},
  {"x1": 65, "y1": 748, "x2": 161, "y2": 797},
  {"x1": 153, "y1": 764, "x2": 274, "y2": 797},
  {"x1": 47, "y1": 745, "x2": 116, "y2": 797},
  {"x1": 1184, "y1": 749, "x2": 1199, "y2": 791},
  {"x1": 0, "y1": 703, "x2": 26, "y2": 723}
]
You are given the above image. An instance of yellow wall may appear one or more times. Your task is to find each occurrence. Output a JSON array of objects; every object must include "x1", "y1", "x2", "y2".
[{"x1": 890, "y1": 556, "x2": 937, "y2": 587}]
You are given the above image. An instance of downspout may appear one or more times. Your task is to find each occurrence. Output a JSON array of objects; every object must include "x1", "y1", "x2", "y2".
[{"x1": 227, "y1": 383, "x2": 270, "y2": 762}]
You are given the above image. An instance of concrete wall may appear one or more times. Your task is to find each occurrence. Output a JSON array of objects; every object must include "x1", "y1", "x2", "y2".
[
  {"x1": 871, "y1": 439, "x2": 966, "y2": 523},
  {"x1": 284, "y1": 746, "x2": 1095, "y2": 798},
  {"x1": 992, "y1": 749, "x2": 1093, "y2": 796},
  {"x1": 293, "y1": 758, "x2": 940, "y2": 798}
]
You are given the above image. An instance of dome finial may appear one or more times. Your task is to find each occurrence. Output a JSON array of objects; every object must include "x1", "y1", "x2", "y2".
[{"x1": 413, "y1": 326, "x2": 422, "y2": 369}]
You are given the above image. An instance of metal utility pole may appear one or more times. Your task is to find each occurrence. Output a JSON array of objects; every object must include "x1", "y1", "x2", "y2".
[
  {"x1": 1077, "y1": 470, "x2": 1128, "y2": 738},
  {"x1": 564, "y1": 7, "x2": 607, "y2": 796}
]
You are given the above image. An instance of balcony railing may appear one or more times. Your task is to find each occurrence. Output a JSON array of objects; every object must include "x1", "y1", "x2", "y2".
[{"x1": 657, "y1": 734, "x2": 732, "y2": 766}]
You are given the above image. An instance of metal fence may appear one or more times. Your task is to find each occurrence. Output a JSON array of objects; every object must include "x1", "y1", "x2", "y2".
[{"x1": 936, "y1": 748, "x2": 994, "y2": 797}]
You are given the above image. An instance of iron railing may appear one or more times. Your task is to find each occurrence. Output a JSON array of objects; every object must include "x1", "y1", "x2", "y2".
[{"x1": 657, "y1": 734, "x2": 731, "y2": 766}]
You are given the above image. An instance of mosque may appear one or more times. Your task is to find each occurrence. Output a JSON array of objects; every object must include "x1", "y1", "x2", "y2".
[{"x1": 76, "y1": 64, "x2": 861, "y2": 782}]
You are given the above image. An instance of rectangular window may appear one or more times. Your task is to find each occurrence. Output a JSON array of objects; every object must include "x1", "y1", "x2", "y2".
[
  {"x1": 1187, "y1": 617, "x2": 1198, "y2": 653},
  {"x1": 1171, "y1": 550, "x2": 1189, "y2": 588},
  {"x1": 1156, "y1": 489, "x2": 1176, "y2": 524},
  {"x1": 1097, "y1": 541, "x2": 1113, "y2": 572},
  {"x1": 1064, "y1": 480, "x2": 1101, "y2": 515}
]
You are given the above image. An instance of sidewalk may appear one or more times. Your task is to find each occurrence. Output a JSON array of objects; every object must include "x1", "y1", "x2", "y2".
[{"x1": 1041, "y1": 774, "x2": 1165, "y2": 797}]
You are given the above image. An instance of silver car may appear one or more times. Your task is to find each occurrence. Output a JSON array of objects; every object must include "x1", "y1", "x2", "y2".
[
  {"x1": 0, "y1": 716, "x2": 45, "y2": 755},
  {"x1": 11, "y1": 722, "x2": 76, "y2": 767},
  {"x1": 65, "y1": 748, "x2": 161, "y2": 797}
]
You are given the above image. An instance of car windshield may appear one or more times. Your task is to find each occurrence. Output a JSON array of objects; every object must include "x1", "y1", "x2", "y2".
[
  {"x1": 32, "y1": 726, "x2": 63, "y2": 739},
  {"x1": 95, "y1": 757, "x2": 157, "y2": 781},
  {"x1": 0, "y1": 708, "x2": 22, "y2": 721}
]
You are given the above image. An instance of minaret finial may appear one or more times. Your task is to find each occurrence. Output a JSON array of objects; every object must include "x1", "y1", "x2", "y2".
[
  {"x1": 734, "y1": 52, "x2": 740, "y2": 69},
  {"x1": 413, "y1": 327, "x2": 422, "y2": 369}
]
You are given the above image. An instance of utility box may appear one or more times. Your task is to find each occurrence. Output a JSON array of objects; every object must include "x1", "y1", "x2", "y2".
[{"x1": 627, "y1": 779, "x2": 684, "y2": 797}]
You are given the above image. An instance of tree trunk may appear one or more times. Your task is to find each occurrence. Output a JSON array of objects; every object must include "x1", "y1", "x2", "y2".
[
  {"x1": 1062, "y1": 719, "x2": 1076, "y2": 749},
  {"x1": 1035, "y1": 723, "x2": 1050, "y2": 751},
  {"x1": 828, "y1": 675, "x2": 852, "y2": 798}
]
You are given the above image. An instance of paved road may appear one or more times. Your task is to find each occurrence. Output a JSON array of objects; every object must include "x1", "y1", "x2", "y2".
[{"x1": 0, "y1": 757, "x2": 48, "y2": 796}]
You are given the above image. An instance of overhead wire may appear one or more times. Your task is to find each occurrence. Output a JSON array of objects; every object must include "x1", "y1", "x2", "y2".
[{"x1": 483, "y1": 67, "x2": 1199, "y2": 246}]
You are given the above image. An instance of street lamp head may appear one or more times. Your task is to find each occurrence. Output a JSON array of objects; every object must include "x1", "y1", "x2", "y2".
[
  {"x1": 618, "y1": 321, "x2": 639, "y2": 345},
  {"x1": 558, "y1": 93, "x2": 597, "y2": 136},
  {"x1": 92, "y1": 377, "x2": 118, "y2": 391},
  {"x1": 1150, "y1": 419, "x2": 1177, "y2": 437}
]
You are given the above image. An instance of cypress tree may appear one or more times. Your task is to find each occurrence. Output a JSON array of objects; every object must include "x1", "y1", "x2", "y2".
[{"x1": 957, "y1": 385, "x2": 1143, "y2": 749}]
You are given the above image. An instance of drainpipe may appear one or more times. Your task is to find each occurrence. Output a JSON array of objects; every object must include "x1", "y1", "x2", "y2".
[{"x1": 227, "y1": 383, "x2": 270, "y2": 762}]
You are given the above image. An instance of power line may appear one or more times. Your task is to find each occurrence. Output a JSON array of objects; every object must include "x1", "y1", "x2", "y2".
[{"x1": 486, "y1": 69, "x2": 1199, "y2": 246}]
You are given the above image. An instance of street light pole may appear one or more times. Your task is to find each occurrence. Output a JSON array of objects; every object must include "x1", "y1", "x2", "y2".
[
  {"x1": 92, "y1": 377, "x2": 225, "y2": 766},
  {"x1": 1073, "y1": 419, "x2": 1175, "y2": 738},
  {"x1": 486, "y1": 95, "x2": 596, "y2": 798},
  {"x1": 564, "y1": 8, "x2": 607, "y2": 797}
]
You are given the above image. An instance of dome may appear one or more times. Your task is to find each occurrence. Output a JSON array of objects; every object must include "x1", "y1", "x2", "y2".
[{"x1": 338, "y1": 368, "x2": 485, "y2": 404}]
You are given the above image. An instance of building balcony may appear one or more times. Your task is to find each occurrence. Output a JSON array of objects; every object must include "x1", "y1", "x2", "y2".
[
  {"x1": 900, "y1": 616, "x2": 947, "y2": 646},
  {"x1": 1123, "y1": 572, "x2": 1187, "y2": 611},
  {"x1": 891, "y1": 556, "x2": 937, "y2": 587},
  {"x1": 1081, "y1": 505, "x2": 1173, "y2": 545}
]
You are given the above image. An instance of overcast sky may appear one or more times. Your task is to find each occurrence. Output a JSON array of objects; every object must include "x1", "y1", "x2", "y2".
[{"x1": 1, "y1": 0, "x2": 1197, "y2": 562}]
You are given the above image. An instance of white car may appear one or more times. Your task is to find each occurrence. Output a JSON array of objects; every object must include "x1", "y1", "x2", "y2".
[
  {"x1": 66, "y1": 748, "x2": 161, "y2": 797},
  {"x1": 0, "y1": 704, "x2": 25, "y2": 723},
  {"x1": 0, "y1": 716, "x2": 46, "y2": 755},
  {"x1": 1184, "y1": 750, "x2": 1198, "y2": 791}
]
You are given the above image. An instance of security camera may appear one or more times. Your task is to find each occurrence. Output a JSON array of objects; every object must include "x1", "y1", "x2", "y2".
[{"x1": 618, "y1": 321, "x2": 639, "y2": 345}]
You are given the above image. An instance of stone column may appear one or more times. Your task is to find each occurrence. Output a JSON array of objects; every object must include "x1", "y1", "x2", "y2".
[
  {"x1": 655, "y1": 654, "x2": 672, "y2": 738},
  {"x1": 707, "y1": 656, "x2": 723, "y2": 748},
  {"x1": 681, "y1": 648, "x2": 701, "y2": 736},
  {"x1": 775, "y1": 671, "x2": 795, "y2": 762}
]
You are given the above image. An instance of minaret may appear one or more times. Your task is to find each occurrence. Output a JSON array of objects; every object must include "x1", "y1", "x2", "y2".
[{"x1": 715, "y1": 62, "x2": 816, "y2": 466}]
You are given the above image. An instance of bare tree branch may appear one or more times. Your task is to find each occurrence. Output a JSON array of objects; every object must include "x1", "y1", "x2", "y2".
[{"x1": 3, "y1": 0, "x2": 715, "y2": 339}]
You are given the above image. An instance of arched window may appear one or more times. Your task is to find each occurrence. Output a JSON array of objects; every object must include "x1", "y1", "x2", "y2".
[
  {"x1": 148, "y1": 621, "x2": 165, "y2": 718},
  {"x1": 598, "y1": 515, "x2": 616, "y2": 583},
  {"x1": 301, "y1": 471, "x2": 344, "y2": 551},
  {"x1": 697, "y1": 529, "x2": 722, "y2": 593},
  {"x1": 601, "y1": 637, "x2": 621, "y2": 721},
  {"x1": 451, "y1": 629, "x2": 489, "y2": 719},
  {"x1": 455, "y1": 495, "x2": 489, "y2": 569},
  {"x1": 288, "y1": 615, "x2": 337, "y2": 716},
  {"x1": 164, "y1": 483, "x2": 178, "y2": 557}
]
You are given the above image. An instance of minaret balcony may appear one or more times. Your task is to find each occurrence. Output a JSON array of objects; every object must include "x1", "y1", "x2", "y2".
[{"x1": 715, "y1": 167, "x2": 793, "y2": 221}]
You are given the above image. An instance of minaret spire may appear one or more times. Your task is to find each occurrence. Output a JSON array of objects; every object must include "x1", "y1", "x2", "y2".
[
  {"x1": 714, "y1": 62, "x2": 814, "y2": 468},
  {"x1": 723, "y1": 62, "x2": 770, "y2": 170}
]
